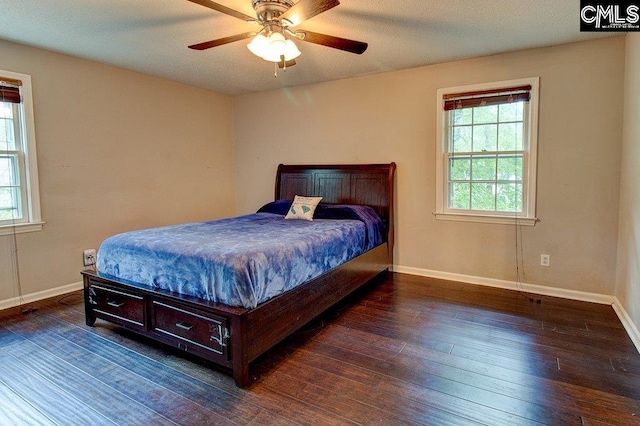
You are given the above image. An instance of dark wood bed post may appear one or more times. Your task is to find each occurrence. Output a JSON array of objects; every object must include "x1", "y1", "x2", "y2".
[
  {"x1": 387, "y1": 162, "x2": 396, "y2": 264},
  {"x1": 83, "y1": 273, "x2": 97, "y2": 327},
  {"x1": 230, "y1": 315, "x2": 249, "y2": 386}
]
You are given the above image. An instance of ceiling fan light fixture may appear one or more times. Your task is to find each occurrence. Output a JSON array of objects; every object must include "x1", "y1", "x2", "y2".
[
  {"x1": 284, "y1": 40, "x2": 301, "y2": 58},
  {"x1": 268, "y1": 31, "x2": 286, "y2": 52},
  {"x1": 247, "y1": 32, "x2": 301, "y2": 62},
  {"x1": 247, "y1": 34, "x2": 269, "y2": 56}
]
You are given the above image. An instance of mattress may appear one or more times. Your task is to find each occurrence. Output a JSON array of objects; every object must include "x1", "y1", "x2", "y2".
[{"x1": 96, "y1": 204, "x2": 385, "y2": 309}]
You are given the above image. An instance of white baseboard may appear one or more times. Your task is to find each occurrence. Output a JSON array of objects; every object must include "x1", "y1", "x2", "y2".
[
  {"x1": 392, "y1": 265, "x2": 640, "y2": 353},
  {"x1": 612, "y1": 297, "x2": 640, "y2": 353},
  {"x1": 0, "y1": 281, "x2": 83, "y2": 311},
  {"x1": 393, "y1": 265, "x2": 615, "y2": 304}
]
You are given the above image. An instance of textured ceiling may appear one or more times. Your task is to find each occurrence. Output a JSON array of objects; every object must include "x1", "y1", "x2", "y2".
[{"x1": 0, "y1": 0, "x2": 613, "y2": 95}]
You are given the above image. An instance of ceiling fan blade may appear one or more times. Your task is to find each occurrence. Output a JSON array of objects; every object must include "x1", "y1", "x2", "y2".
[
  {"x1": 280, "y1": 0, "x2": 340, "y2": 27},
  {"x1": 186, "y1": 0, "x2": 256, "y2": 22},
  {"x1": 188, "y1": 32, "x2": 254, "y2": 50},
  {"x1": 296, "y1": 30, "x2": 368, "y2": 54}
]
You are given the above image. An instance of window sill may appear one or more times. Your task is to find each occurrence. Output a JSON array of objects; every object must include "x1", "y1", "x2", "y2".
[
  {"x1": 434, "y1": 212, "x2": 537, "y2": 226},
  {"x1": 0, "y1": 221, "x2": 44, "y2": 236}
]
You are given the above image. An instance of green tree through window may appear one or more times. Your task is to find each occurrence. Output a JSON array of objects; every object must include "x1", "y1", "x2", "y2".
[{"x1": 448, "y1": 103, "x2": 524, "y2": 212}]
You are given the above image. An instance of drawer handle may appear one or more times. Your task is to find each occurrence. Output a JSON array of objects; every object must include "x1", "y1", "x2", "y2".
[
  {"x1": 210, "y1": 324, "x2": 229, "y2": 347},
  {"x1": 175, "y1": 322, "x2": 194, "y2": 331},
  {"x1": 107, "y1": 300, "x2": 125, "y2": 308}
]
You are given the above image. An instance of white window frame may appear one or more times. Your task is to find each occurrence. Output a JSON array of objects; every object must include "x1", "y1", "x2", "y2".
[
  {"x1": 0, "y1": 70, "x2": 43, "y2": 235},
  {"x1": 434, "y1": 77, "x2": 539, "y2": 226}
]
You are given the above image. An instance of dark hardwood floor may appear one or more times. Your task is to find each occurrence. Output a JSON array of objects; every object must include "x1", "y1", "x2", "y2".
[{"x1": 1, "y1": 272, "x2": 639, "y2": 425}]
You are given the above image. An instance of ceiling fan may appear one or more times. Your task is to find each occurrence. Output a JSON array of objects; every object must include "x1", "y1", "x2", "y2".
[{"x1": 186, "y1": 0, "x2": 368, "y2": 69}]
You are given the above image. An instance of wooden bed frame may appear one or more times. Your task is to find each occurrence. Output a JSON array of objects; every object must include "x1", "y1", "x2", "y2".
[{"x1": 82, "y1": 163, "x2": 396, "y2": 387}]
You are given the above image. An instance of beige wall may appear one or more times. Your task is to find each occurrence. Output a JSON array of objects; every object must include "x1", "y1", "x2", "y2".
[
  {"x1": 0, "y1": 39, "x2": 237, "y2": 303},
  {"x1": 234, "y1": 36, "x2": 625, "y2": 296},
  {"x1": 616, "y1": 34, "x2": 640, "y2": 330},
  {"x1": 0, "y1": 35, "x2": 629, "y2": 310}
]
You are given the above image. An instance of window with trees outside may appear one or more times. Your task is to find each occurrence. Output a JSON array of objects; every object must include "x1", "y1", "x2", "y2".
[
  {"x1": 0, "y1": 70, "x2": 42, "y2": 235},
  {"x1": 435, "y1": 78, "x2": 539, "y2": 226}
]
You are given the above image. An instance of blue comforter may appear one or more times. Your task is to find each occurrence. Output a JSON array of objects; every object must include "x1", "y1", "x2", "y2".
[{"x1": 96, "y1": 204, "x2": 385, "y2": 309}]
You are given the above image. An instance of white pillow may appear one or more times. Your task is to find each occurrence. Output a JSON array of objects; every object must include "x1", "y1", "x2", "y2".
[{"x1": 285, "y1": 195, "x2": 323, "y2": 221}]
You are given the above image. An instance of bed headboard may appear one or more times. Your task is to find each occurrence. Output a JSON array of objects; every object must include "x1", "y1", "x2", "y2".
[{"x1": 275, "y1": 163, "x2": 396, "y2": 255}]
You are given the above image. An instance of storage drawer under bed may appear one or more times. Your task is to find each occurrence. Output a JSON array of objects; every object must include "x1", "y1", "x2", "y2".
[
  {"x1": 88, "y1": 284, "x2": 145, "y2": 331},
  {"x1": 151, "y1": 300, "x2": 230, "y2": 360}
]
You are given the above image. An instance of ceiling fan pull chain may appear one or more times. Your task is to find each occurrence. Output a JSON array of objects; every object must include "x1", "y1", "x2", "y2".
[{"x1": 274, "y1": 62, "x2": 278, "y2": 78}]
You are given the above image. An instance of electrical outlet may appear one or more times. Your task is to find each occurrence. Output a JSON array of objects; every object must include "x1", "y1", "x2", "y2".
[
  {"x1": 540, "y1": 254, "x2": 550, "y2": 267},
  {"x1": 83, "y1": 249, "x2": 96, "y2": 266}
]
